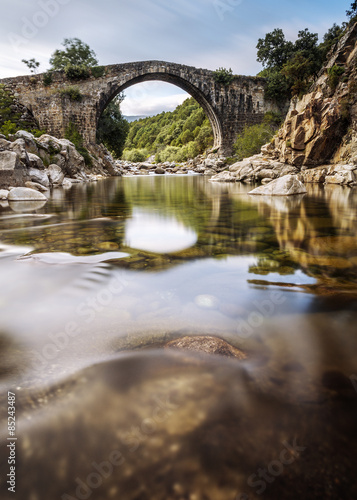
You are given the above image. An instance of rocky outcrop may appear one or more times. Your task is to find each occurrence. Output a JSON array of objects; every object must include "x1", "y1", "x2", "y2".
[
  {"x1": 0, "y1": 130, "x2": 122, "y2": 189},
  {"x1": 264, "y1": 22, "x2": 357, "y2": 168}
]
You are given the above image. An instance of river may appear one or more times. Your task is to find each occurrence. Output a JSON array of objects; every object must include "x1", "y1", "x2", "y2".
[{"x1": 0, "y1": 175, "x2": 357, "y2": 499}]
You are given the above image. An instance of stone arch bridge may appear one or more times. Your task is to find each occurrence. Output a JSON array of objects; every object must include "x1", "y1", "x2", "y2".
[{"x1": 0, "y1": 61, "x2": 276, "y2": 155}]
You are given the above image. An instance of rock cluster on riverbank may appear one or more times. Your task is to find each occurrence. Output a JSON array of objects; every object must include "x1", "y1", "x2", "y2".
[
  {"x1": 0, "y1": 130, "x2": 123, "y2": 200},
  {"x1": 115, "y1": 153, "x2": 228, "y2": 177},
  {"x1": 210, "y1": 154, "x2": 357, "y2": 187}
]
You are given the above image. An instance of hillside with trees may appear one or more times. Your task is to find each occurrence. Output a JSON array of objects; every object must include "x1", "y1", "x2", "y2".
[{"x1": 122, "y1": 97, "x2": 214, "y2": 163}]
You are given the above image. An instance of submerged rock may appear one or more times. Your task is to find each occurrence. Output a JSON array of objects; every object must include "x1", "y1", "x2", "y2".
[
  {"x1": 165, "y1": 335, "x2": 247, "y2": 359},
  {"x1": 249, "y1": 174, "x2": 307, "y2": 196}
]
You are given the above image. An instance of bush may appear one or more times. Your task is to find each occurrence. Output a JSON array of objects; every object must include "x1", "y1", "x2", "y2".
[
  {"x1": 65, "y1": 121, "x2": 92, "y2": 166},
  {"x1": 327, "y1": 65, "x2": 345, "y2": 91},
  {"x1": 59, "y1": 86, "x2": 82, "y2": 102},
  {"x1": 91, "y1": 66, "x2": 106, "y2": 78},
  {"x1": 213, "y1": 67, "x2": 234, "y2": 86},
  {"x1": 122, "y1": 149, "x2": 148, "y2": 162},
  {"x1": 0, "y1": 120, "x2": 18, "y2": 137},
  {"x1": 65, "y1": 64, "x2": 90, "y2": 80},
  {"x1": 234, "y1": 118, "x2": 279, "y2": 160},
  {"x1": 43, "y1": 72, "x2": 53, "y2": 86}
]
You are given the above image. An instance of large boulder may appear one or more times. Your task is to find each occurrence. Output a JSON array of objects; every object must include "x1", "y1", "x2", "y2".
[
  {"x1": 14, "y1": 131, "x2": 39, "y2": 154},
  {"x1": 249, "y1": 174, "x2": 307, "y2": 196},
  {"x1": 0, "y1": 150, "x2": 28, "y2": 188},
  {"x1": 47, "y1": 164, "x2": 65, "y2": 186},
  {"x1": 8, "y1": 187, "x2": 47, "y2": 201},
  {"x1": 9, "y1": 138, "x2": 29, "y2": 164},
  {"x1": 27, "y1": 153, "x2": 44, "y2": 170},
  {"x1": 28, "y1": 167, "x2": 50, "y2": 188}
]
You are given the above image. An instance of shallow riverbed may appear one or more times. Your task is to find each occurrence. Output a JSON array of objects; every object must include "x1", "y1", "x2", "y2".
[{"x1": 0, "y1": 175, "x2": 357, "y2": 499}]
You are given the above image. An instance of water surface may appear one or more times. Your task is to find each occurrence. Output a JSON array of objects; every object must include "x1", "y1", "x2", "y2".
[{"x1": 0, "y1": 176, "x2": 357, "y2": 499}]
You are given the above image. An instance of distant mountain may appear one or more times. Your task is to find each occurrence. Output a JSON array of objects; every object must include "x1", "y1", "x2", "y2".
[{"x1": 124, "y1": 115, "x2": 148, "y2": 123}]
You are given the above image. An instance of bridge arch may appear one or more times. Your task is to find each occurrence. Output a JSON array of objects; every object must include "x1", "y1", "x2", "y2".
[
  {"x1": 0, "y1": 60, "x2": 273, "y2": 155},
  {"x1": 96, "y1": 71, "x2": 223, "y2": 151}
]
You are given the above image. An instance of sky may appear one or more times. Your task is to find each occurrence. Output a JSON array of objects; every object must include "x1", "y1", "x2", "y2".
[{"x1": 0, "y1": 0, "x2": 352, "y2": 116}]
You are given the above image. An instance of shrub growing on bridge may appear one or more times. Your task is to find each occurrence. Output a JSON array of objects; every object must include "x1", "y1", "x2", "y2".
[
  {"x1": 59, "y1": 86, "x2": 83, "y2": 102},
  {"x1": 213, "y1": 67, "x2": 234, "y2": 86}
]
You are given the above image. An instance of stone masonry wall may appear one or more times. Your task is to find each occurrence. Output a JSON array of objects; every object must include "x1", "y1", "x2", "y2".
[{"x1": 0, "y1": 61, "x2": 278, "y2": 155}]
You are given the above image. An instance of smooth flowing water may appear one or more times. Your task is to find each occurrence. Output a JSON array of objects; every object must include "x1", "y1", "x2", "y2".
[{"x1": 0, "y1": 175, "x2": 357, "y2": 500}]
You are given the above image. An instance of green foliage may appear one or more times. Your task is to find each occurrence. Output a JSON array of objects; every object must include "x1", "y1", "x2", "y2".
[
  {"x1": 91, "y1": 66, "x2": 106, "y2": 78},
  {"x1": 257, "y1": 29, "x2": 294, "y2": 69},
  {"x1": 22, "y1": 58, "x2": 40, "y2": 74},
  {"x1": 123, "y1": 97, "x2": 213, "y2": 162},
  {"x1": 281, "y1": 53, "x2": 316, "y2": 97},
  {"x1": 97, "y1": 94, "x2": 129, "y2": 158},
  {"x1": 327, "y1": 65, "x2": 345, "y2": 91},
  {"x1": 213, "y1": 67, "x2": 234, "y2": 86},
  {"x1": 59, "y1": 86, "x2": 82, "y2": 102},
  {"x1": 319, "y1": 24, "x2": 344, "y2": 60},
  {"x1": 65, "y1": 122, "x2": 92, "y2": 166},
  {"x1": 49, "y1": 38, "x2": 98, "y2": 71},
  {"x1": 257, "y1": 23, "x2": 347, "y2": 102},
  {"x1": 122, "y1": 149, "x2": 149, "y2": 162},
  {"x1": 43, "y1": 72, "x2": 53, "y2": 86},
  {"x1": 0, "y1": 120, "x2": 17, "y2": 137},
  {"x1": 65, "y1": 64, "x2": 90, "y2": 80},
  {"x1": 233, "y1": 112, "x2": 282, "y2": 160},
  {"x1": 347, "y1": 1, "x2": 357, "y2": 18},
  {"x1": 258, "y1": 68, "x2": 290, "y2": 102}
]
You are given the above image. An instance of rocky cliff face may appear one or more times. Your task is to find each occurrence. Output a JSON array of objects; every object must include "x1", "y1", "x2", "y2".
[{"x1": 263, "y1": 22, "x2": 357, "y2": 168}]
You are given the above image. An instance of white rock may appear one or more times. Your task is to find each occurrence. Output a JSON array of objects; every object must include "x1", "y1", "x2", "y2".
[
  {"x1": 24, "y1": 181, "x2": 49, "y2": 193},
  {"x1": 62, "y1": 178, "x2": 72, "y2": 189},
  {"x1": 249, "y1": 175, "x2": 307, "y2": 196},
  {"x1": 28, "y1": 167, "x2": 50, "y2": 187},
  {"x1": 210, "y1": 171, "x2": 236, "y2": 182},
  {"x1": 27, "y1": 153, "x2": 44, "y2": 170},
  {"x1": 47, "y1": 164, "x2": 65, "y2": 185},
  {"x1": 8, "y1": 187, "x2": 47, "y2": 201},
  {"x1": 0, "y1": 189, "x2": 9, "y2": 200}
]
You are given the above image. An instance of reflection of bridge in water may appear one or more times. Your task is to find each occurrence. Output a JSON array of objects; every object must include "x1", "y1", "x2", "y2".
[{"x1": 1, "y1": 177, "x2": 357, "y2": 289}]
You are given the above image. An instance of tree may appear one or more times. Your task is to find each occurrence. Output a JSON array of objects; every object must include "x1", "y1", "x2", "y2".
[
  {"x1": 256, "y1": 28, "x2": 294, "y2": 69},
  {"x1": 49, "y1": 38, "x2": 98, "y2": 71},
  {"x1": 97, "y1": 94, "x2": 129, "y2": 158},
  {"x1": 319, "y1": 24, "x2": 343, "y2": 60},
  {"x1": 347, "y1": 1, "x2": 357, "y2": 18},
  {"x1": 22, "y1": 58, "x2": 40, "y2": 74},
  {"x1": 281, "y1": 53, "x2": 315, "y2": 97}
]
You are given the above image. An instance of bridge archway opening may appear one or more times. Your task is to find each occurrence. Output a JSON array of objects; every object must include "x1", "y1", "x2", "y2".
[{"x1": 97, "y1": 73, "x2": 223, "y2": 155}]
